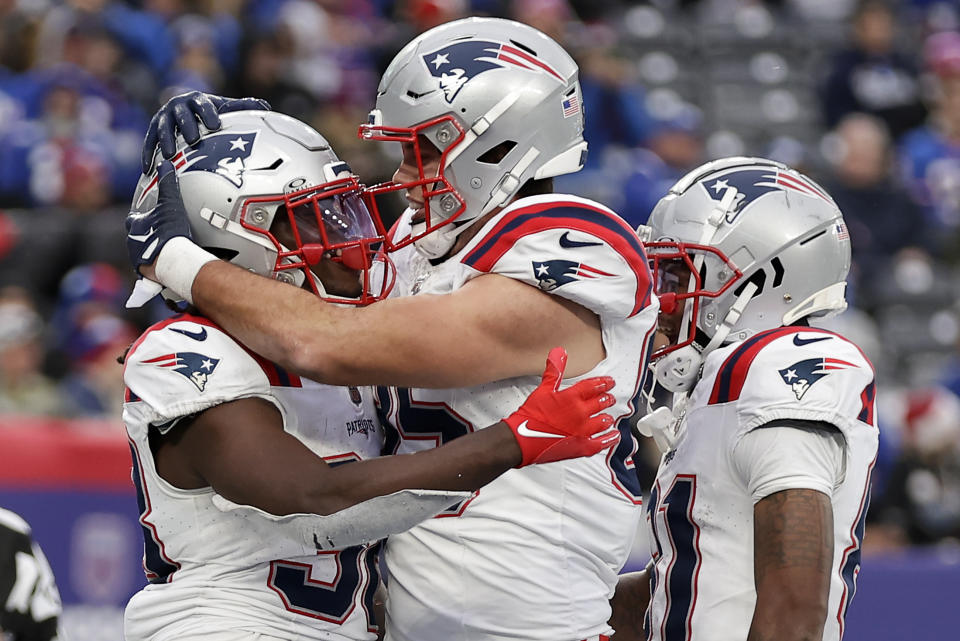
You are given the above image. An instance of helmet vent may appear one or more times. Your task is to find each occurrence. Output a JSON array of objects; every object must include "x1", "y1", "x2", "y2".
[
  {"x1": 254, "y1": 158, "x2": 284, "y2": 171},
  {"x1": 203, "y1": 246, "x2": 240, "y2": 261},
  {"x1": 406, "y1": 89, "x2": 436, "y2": 99},
  {"x1": 799, "y1": 229, "x2": 826, "y2": 246},
  {"x1": 734, "y1": 269, "x2": 766, "y2": 298},
  {"x1": 477, "y1": 141, "x2": 517, "y2": 164},
  {"x1": 509, "y1": 39, "x2": 537, "y2": 56},
  {"x1": 771, "y1": 257, "x2": 785, "y2": 287}
]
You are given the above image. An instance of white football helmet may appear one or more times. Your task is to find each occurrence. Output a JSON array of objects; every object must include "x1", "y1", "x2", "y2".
[
  {"x1": 359, "y1": 17, "x2": 588, "y2": 259},
  {"x1": 131, "y1": 110, "x2": 394, "y2": 305},
  {"x1": 638, "y1": 157, "x2": 851, "y2": 390}
]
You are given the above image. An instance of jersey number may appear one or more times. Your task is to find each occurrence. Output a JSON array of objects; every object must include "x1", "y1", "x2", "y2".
[
  {"x1": 646, "y1": 475, "x2": 702, "y2": 641},
  {"x1": 268, "y1": 543, "x2": 379, "y2": 629},
  {"x1": 129, "y1": 441, "x2": 180, "y2": 583},
  {"x1": 376, "y1": 386, "x2": 475, "y2": 516}
]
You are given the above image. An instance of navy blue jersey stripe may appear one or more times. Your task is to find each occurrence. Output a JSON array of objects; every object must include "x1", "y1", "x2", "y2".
[
  {"x1": 710, "y1": 329, "x2": 784, "y2": 404},
  {"x1": 464, "y1": 203, "x2": 645, "y2": 268}
]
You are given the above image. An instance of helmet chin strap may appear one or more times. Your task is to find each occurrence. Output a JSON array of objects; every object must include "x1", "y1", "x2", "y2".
[
  {"x1": 653, "y1": 280, "x2": 758, "y2": 394},
  {"x1": 412, "y1": 217, "x2": 466, "y2": 260},
  {"x1": 637, "y1": 281, "x2": 758, "y2": 453}
]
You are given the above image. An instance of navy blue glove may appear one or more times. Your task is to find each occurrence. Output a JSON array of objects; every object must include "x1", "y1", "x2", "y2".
[
  {"x1": 126, "y1": 160, "x2": 192, "y2": 273},
  {"x1": 141, "y1": 91, "x2": 271, "y2": 172}
]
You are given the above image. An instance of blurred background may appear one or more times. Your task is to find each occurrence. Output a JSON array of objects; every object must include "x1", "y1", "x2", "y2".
[{"x1": 1, "y1": 0, "x2": 960, "y2": 638}]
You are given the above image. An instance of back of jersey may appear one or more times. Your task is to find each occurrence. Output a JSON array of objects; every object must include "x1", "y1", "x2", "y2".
[
  {"x1": 122, "y1": 315, "x2": 383, "y2": 641},
  {"x1": 379, "y1": 196, "x2": 657, "y2": 641}
]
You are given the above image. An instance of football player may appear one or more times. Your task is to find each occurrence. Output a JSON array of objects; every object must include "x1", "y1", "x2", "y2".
[
  {"x1": 610, "y1": 157, "x2": 879, "y2": 641},
  {"x1": 122, "y1": 110, "x2": 621, "y2": 641},
  {"x1": 0, "y1": 508, "x2": 62, "y2": 641},
  {"x1": 127, "y1": 17, "x2": 657, "y2": 641}
]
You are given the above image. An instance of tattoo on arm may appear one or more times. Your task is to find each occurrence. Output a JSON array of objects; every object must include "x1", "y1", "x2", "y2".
[
  {"x1": 754, "y1": 489, "x2": 832, "y2": 581},
  {"x1": 749, "y1": 489, "x2": 833, "y2": 641}
]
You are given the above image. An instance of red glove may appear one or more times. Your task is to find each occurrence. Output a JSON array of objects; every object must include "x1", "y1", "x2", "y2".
[{"x1": 504, "y1": 347, "x2": 619, "y2": 467}]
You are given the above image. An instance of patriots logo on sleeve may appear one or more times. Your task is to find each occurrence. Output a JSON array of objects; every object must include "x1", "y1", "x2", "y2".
[
  {"x1": 702, "y1": 167, "x2": 834, "y2": 223},
  {"x1": 778, "y1": 357, "x2": 858, "y2": 400},
  {"x1": 142, "y1": 352, "x2": 221, "y2": 392},
  {"x1": 179, "y1": 131, "x2": 258, "y2": 187},
  {"x1": 532, "y1": 259, "x2": 614, "y2": 291},
  {"x1": 422, "y1": 40, "x2": 564, "y2": 103}
]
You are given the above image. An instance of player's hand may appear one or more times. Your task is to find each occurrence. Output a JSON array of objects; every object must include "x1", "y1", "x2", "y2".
[
  {"x1": 141, "y1": 91, "x2": 271, "y2": 172},
  {"x1": 504, "y1": 347, "x2": 619, "y2": 467},
  {"x1": 126, "y1": 160, "x2": 193, "y2": 274}
]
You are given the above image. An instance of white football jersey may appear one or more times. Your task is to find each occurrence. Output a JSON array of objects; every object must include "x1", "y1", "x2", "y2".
[
  {"x1": 644, "y1": 327, "x2": 879, "y2": 641},
  {"x1": 380, "y1": 195, "x2": 658, "y2": 641},
  {"x1": 122, "y1": 314, "x2": 384, "y2": 641}
]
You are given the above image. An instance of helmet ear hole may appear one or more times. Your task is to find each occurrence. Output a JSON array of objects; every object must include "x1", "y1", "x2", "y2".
[
  {"x1": 477, "y1": 141, "x2": 517, "y2": 165},
  {"x1": 734, "y1": 269, "x2": 766, "y2": 298}
]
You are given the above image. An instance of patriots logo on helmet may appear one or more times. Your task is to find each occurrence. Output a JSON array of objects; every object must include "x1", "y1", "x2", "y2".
[
  {"x1": 422, "y1": 40, "x2": 564, "y2": 103},
  {"x1": 701, "y1": 168, "x2": 834, "y2": 223},
  {"x1": 778, "y1": 357, "x2": 857, "y2": 400},
  {"x1": 142, "y1": 352, "x2": 221, "y2": 392},
  {"x1": 532, "y1": 259, "x2": 613, "y2": 292},
  {"x1": 178, "y1": 131, "x2": 258, "y2": 187}
]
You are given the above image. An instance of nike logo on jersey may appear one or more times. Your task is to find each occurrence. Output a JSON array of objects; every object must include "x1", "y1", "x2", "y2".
[
  {"x1": 793, "y1": 335, "x2": 832, "y2": 347},
  {"x1": 515, "y1": 420, "x2": 562, "y2": 439},
  {"x1": 559, "y1": 231, "x2": 602, "y2": 249},
  {"x1": 170, "y1": 327, "x2": 208, "y2": 341}
]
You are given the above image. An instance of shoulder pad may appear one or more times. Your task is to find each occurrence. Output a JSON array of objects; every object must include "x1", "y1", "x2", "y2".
[
  {"x1": 123, "y1": 314, "x2": 271, "y2": 422},
  {"x1": 459, "y1": 195, "x2": 654, "y2": 319},
  {"x1": 704, "y1": 327, "x2": 876, "y2": 435}
]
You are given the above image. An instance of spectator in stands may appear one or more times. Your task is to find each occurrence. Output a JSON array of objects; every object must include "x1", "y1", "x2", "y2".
[
  {"x1": 0, "y1": 507, "x2": 62, "y2": 641},
  {"x1": 899, "y1": 30, "x2": 960, "y2": 247},
  {"x1": 576, "y1": 36, "x2": 654, "y2": 170},
  {"x1": 164, "y1": 14, "x2": 225, "y2": 95},
  {"x1": 47, "y1": 263, "x2": 137, "y2": 419},
  {"x1": 821, "y1": 0, "x2": 927, "y2": 140},
  {"x1": 0, "y1": 291, "x2": 62, "y2": 417},
  {"x1": 618, "y1": 105, "x2": 705, "y2": 228},
  {"x1": 821, "y1": 113, "x2": 930, "y2": 284},
  {"x1": 58, "y1": 310, "x2": 136, "y2": 420},
  {"x1": 870, "y1": 386, "x2": 960, "y2": 545}
]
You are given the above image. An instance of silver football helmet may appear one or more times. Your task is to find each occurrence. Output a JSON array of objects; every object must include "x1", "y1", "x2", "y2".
[
  {"x1": 638, "y1": 157, "x2": 851, "y2": 389},
  {"x1": 131, "y1": 110, "x2": 394, "y2": 305},
  {"x1": 359, "y1": 17, "x2": 588, "y2": 259}
]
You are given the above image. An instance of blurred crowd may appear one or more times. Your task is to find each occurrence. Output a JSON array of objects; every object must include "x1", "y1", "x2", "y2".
[{"x1": 2, "y1": 0, "x2": 960, "y2": 549}]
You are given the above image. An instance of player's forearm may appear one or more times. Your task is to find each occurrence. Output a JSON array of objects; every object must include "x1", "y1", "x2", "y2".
[
  {"x1": 304, "y1": 422, "x2": 522, "y2": 514},
  {"x1": 748, "y1": 599, "x2": 828, "y2": 641},
  {"x1": 609, "y1": 569, "x2": 650, "y2": 641},
  {"x1": 191, "y1": 260, "x2": 356, "y2": 381}
]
